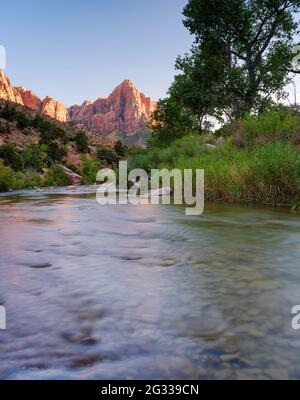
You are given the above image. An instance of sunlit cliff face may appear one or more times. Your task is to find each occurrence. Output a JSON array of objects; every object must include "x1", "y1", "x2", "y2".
[{"x1": 0, "y1": 71, "x2": 156, "y2": 132}]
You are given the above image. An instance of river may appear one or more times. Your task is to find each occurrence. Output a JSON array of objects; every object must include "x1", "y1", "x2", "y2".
[{"x1": 0, "y1": 187, "x2": 300, "y2": 380}]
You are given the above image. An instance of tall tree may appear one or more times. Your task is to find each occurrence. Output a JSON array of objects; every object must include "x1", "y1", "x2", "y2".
[{"x1": 182, "y1": 0, "x2": 300, "y2": 117}]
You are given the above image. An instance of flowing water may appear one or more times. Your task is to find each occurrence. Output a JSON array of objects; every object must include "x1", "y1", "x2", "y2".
[{"x1": 0, "y1": 187, "x2": 300, "y2": 380}]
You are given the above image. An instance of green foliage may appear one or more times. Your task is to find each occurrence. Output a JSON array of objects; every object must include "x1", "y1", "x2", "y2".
[
  {"x1": 129, "y1": 134, "x2": 300, "y2": 207},
  {"x1": 46, "y1": 142, "x2": 66, "y2": 163},
  {"x1": 80, "y1": 156, "x2": 100, "y2": 184},
  {"x1": 22, "y1": 143, "x2": 47, "y2": 172},
  {"x1": 0, "y1": 161, "x2": 43, "y2": 192},
  {"x1": 14, "y1": 170, "x2": 43, "y2": 190},
  {"x1": 152, "y1": 0, "x2": 300, "y2": 143},
  {"x1": 114, "y1": 140, "x2": 128, "y2": 158},
  {"x1": 0, "y1": 105, "x2": 32, "y2": 129},
  {"x1": 74, "y1": 131, "x2": 89, "y2": 153},
  {"x1": 31, "y1": 115, "x2": 68, "y2": 145},
  {"x1": 149, "y1": 97, "x2": 196, "y2": 146},
  {"x1": 96, "y1": 146, "x2": 119, "y2": 165},
  {"x1": 0, "y1": 104, "x2": 19, "y2": 122},
  {"x1": 44, "y1": 165, "x2": 69, "y2": 187},
  {"x1": 0, "y1": 120, "x2": 8, "y2": 134},
  {"x1": 0, "y1": 162, "x2": 15, "y2": 192},
  {"x1": 182, "y1": 0, "x2": 300, "y2": 117},
  {"x1": 16, "y1": 113, "x2": 31, "y2": 129},
  {"x1": 0, "y1": 143, "x2": 23, "y2": 171},
  {"x1": 217, "y1": 110, "x2": 300, "y2": 145}
]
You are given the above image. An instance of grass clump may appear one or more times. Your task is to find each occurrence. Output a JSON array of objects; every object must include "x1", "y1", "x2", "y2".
[{"x1": 129, "y1": 134, "x2": 300, "y2": 207}]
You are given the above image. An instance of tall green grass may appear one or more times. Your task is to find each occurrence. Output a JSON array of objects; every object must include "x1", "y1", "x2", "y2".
[{"x1": 129, "y1": 135, "x2": 300, "y2": 207}]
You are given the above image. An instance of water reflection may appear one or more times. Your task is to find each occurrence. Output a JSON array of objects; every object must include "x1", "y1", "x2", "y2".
[{"x1": 0, "y1": 189, "x2": 300, "y2": 379}]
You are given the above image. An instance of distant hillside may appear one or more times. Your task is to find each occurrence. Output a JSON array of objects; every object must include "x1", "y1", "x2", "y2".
[{"x1": 0, "y1": 100, "x2": 128, "y2": 192}]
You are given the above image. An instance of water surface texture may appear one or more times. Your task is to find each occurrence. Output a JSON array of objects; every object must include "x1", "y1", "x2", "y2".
[{"x1": 0, "y1": 188, "x2": 300, "y2": 380}]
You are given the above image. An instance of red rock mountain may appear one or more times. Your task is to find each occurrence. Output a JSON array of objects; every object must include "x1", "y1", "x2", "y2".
[
  {"x1": 69, "y1": 80, "x2": 156, "y2": 135},
  {"x1": 0, "y1": 71, "x2": 68, "y2": 122},
  {"x1": 0, "y1": 70, "x2": 156, "y2": 143}
]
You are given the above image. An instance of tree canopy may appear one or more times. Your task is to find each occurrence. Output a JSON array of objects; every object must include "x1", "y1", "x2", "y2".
[{"x1": 151, "y1": 0, "x2": 300, "y2": 143}]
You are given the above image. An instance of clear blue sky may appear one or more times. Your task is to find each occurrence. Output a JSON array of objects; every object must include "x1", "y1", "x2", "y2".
[{"x1": 1, "y1": 0, "x2": 192, "y2": 106}]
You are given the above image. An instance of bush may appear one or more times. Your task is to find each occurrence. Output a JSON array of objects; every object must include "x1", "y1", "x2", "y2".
[
  {"x1": 22, "y1": 144, "x2": 47, "y2": 172},
  {"x1": 80, "y1": 156, "x2": 100, "y2": 184},
  {"x1": 44, "y1": 165, "x2": 69, "y2": 187},
  {"x1": 16, "y1": 113, "x2": 31, "y2": 129},
  {"x1": 0, "y1": 120, "x2": 8, "y2": 134},
  {"x1": 35, "y1": 116, "x2": 68, "y2": 145},
  {"x1": 14, "y1": 170, "x2": 43, "y2": 190},
  {"x1": 114, "y1": 140, "x2": 128, "y2": 158},
  {"x1": 0, "y1": 104, "x2": 18, "y2": 122},
  {"x1": 0, "y1": 162, "x2": 15, "y2": 192},
  {"x1": 46, "y1": 142, "x2": 66, "y2": 163},
  {"x1": 96, "y1": 146, "x2": 119, "y2": 165},
  {"x1": 74, "y1": 131, "x2": 89, "y2": 153},
  {"x1": 0, "y1": 143, "x2": 24, "y2": 171}
]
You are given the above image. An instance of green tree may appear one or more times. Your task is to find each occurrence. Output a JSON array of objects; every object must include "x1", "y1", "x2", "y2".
[
  {"x1": 46, "y1": 142, "x2": 66, "y2": 163},
  {"x1": 22, "y1": 144, "x2": 47, "y2": 172},
  {"x1": 149, "y1": 97, "x2": 196, "y2": 146},
  {"x1": 0, "y1": 143, "x2": 23, "y2": 171},
  {"x1": 96, "y1": 146, "x2": 119, "y2": 165},
  {"x1": 114, "y1": 140, "x2": 128, "y2": 158},
  {"x1": 181, "y1": 0, "x2": 300, "y2": 118},
  {"x1": 74, "y1": 131, "x2": 89, "y2": 153}
]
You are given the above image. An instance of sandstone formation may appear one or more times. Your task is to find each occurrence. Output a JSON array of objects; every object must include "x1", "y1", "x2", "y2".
[
  {"x1": 0, "y1": 70, "x2": 68, "y2": 122},
  {"x1": 41, "y1": 96, "x2": 68, "y2": 123},
  {"x1": 0, "y1": 70, "x2": 23, "y2": 105},
  {"x1": 0, "y1": 70, "x2": 156, "y2": 144},
  {"x1": 15, "y1": 87, "x2": 42, "y2": 112},
  {"x1": 69, "y1": 80, "x2": 156, "y2": 136}
]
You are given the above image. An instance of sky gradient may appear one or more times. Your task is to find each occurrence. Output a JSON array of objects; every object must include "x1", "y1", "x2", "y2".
[{"x1": 1, "y1": 0, "x2": 193, "y2": 106}]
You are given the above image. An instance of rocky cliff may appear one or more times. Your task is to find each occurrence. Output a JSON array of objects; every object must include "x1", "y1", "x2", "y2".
[
  {"x1": 0, "y1": 70, "x2": 156, "y2": 144},
  {"x1": 69, "y1": 80, "x2": 156, "y2": 136},
  {"x1": 0, "y1": 71, "x2": 69, "y2": 123},
  {"x1": 0, "y1": 70, "x2": 23, "y2": 106}
]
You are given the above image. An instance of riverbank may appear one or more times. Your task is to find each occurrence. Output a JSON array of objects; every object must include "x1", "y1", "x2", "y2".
[
  {"x1": 2, "y1": 137, "x2": 300, "y2": 209},
  {"x1": 129, "y1": 134, "x2": 300, "y2": 209}
]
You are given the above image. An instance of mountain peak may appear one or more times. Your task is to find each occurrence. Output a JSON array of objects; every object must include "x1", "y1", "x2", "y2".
[
  {"x1": 69, "y1": 81, "x2": 156, "y2": 138},
  {"x1": 0, "y1": 71, "x2": 156, "y2": 144}
]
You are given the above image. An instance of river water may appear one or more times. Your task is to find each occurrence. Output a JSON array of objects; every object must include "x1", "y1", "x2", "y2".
[{"x1": 0, "y1": 187, "x2": 300, "y2": 380}]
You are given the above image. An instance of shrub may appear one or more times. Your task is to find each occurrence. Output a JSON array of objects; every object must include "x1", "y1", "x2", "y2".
[
  {"x1": 22, "y1": 144, "x2": 47, "y2": 172},
  {"x1": 0, "y1": 104, "x2": 18, "y2": 122},
  {"x1": 44, "y1": 165, "x2": 69, "y2": 187},
  {"x1": 16, "y1": 113, "x2": 31, "y2": 129},
  {"x1": 0, "y1": 162, "x2": 15, "y2": 192},
  {"x1": 114, "y1": 140, "x2": 128, "y2": 158},
  {"x1": 0, "y1": 120, "x2": 8, "y2": 134},
  {"x1": 46, "y1": 142, "x2": 66, "y2": 163},
  {"x1": 80, "y1": 156, "x2": 100, "y2": 184},
  {"x1": 0, "y1": 143, "x2": 24, "y2": 171},
  {"x1": 74, "y1": 131, "x2": 89, "y2": 153},
  {"x1": 14, "y1": 170, "x2": 43, "y2": 189},
  {"x1": 96, "y1": 146, "x2": 119, "y2": 165}
]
